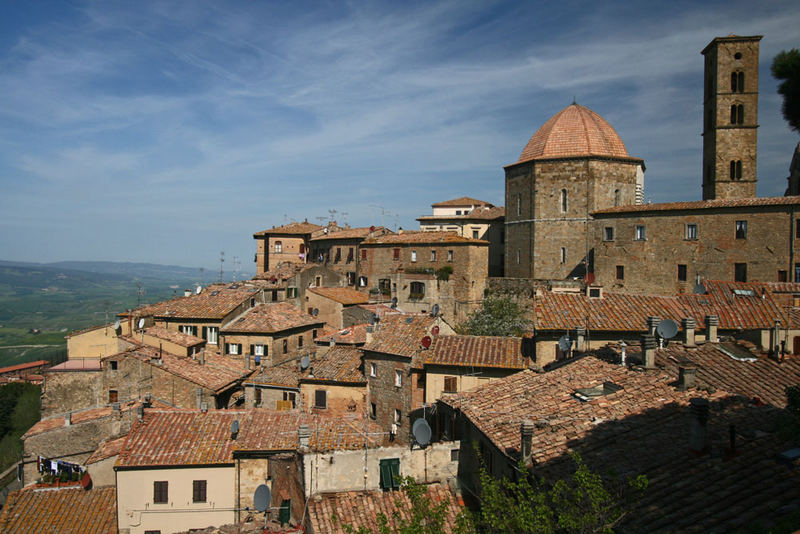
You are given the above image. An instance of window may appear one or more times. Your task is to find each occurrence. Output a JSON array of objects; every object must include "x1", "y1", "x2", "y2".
[
  {"x1": 315, "y1": 275, "x2": 322, "y2": 287},
  {"x1": 358, "y1": 276, "x2": 368, "y2": 287},
  {"x1": 635, "y1": 225, "x2": 646, "y2": 241},
  {"x1": 283, "y1": 391, "x2": 296, "y2": 408},
  {"x1": 447, "y1": 250, "x2": 454, "y2": 262},
  {"x1": 560, "y1": 189, "x2": 568, "y2": 213},
  {"x1": 616, "y1": 265, "x2": 624, "y2": 280},
  {"x1": 735, "y1": 220, "x2": 747, "y2": 239},
  {"x1": 153, "y1": 481, "x2": 168, "y2": 504},
  {"x1": 451, "y1": 449, "x2": 459, "y2": 462},
  {"x1": 603, "y1": 227, "x2": 615, "y2": 241},
  {"x1": 334, "y1": 248, "x2": 341, "y2": 263},
  {"x1": 274, "y1": 241, "x2": 282, "y2": 253},
  {"x1": 394, "y1": 409, "x2": 402, "y2": 424},
  {"x1": 730, "y1": 104, "x2": 744, "y2": 124},
  {"x1": 472, "y1": 230, "x2": 479, "y2": 239},
  {"x1": 614, "y1": 189, "x2": 621, "y2": 207},
  {"x1": 298, "y1": 335, "x2": 303, "y2": 348},
  {"x1": 254, "y1": 388, "x2": 262, "y2": 406},
  {"x1": 346, "y1": 272, "x2": 355, "y2": 286},
  {"x1": 361, "y1": 249, "x2": 367, "y2": 260},
  {"x1": 779, "y1": 270, "x2": 788, "y2": 282},
  {"x1": 192, "y1": 480, "x2": 207, "y2": 503},
  {"x1": 735, "y1": 263, "x2": 747, "y2": 282},
  {"x1": 455, "y1": 210, "x2": 462, "y2": 215},
  {"x1": 516, "y1": 249, "x2": 521, "y2": 264},
  {"x1": 443, "y1": 376, "x2": 457, "y2": 393},
  {"x1": 685, "y1": 223, "x2": 698, "y2": 240},
  {"x1": 370, "y1": 402, "x2": 377, "y2": 419},
  {"x1": 411, "y1": 250, "x2": 417, "y2": 262},
  {"x1": 282, "y1": 339, "x2": 288, "y2": 354},
  {"x1": 314, "y1": 389, "x2": 327, "y2": 409},
  {"x1": 731, "y1": 71, "x2": 744, "y2": 92},
  {"x1": 144, "y1": 531, "x2": 161, "y2": 534},
  {"x1": 395, "y1": 370, "x2": 402, "y2": 387},
  {"x1": 430, "y1": 250, "x2": 437, "y2": 262},
  {"x1": 226, "y1": 343, "x2": 242, "y2": 355},
  {"x1": 271, "y1": 290, "x2": 278, "y2": 301},
  {"x1": 206, "y1": 327, "x2": 218, "y2": 345},
  {"x1": 181, "y1": 325, "x2": 198, "y2": 336},
  {"x1": 678, "y1": 264, "x2": 687, "y2": 282},
  {"x1": 379, "y1": 458, "x2": 400, "y2": 491},
  {"x1": 796, "y1": 263, "x2": 800, "y2": 283},
  {"x1": 379, "y1": 278, "x2": 391, "y2": 295},
  {"x1": 347, "y1": 247, "x2": 354, "y2": 262},
  {"x1": 109, "y1": 360, "x2": 118, "y2": 371},
  {"x1": 730, "y1": 160, "x2": 742, "y2": 180},
  {"x1": 409, "y1": 281, "x2": 425, "y2": 299},
  {"x1": 560, "y1": 247, "x2": 566, "y2": 264},
  {"x1": 393, "y1": 248, "x2": 401, "y2": 260},
  {"x1": 796, "y1": 220, "x2": 800, "y2": 239},
  {"x1": 108, "y1": 389, "x2": 118, "y2": 403},
  {"x1": 369, "y1": 362, "x2": 377, "y2": 377}
]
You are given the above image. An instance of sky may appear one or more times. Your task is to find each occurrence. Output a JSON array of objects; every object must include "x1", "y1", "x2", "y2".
[{"x1": 0, "y1": 1, "x2": 799, "y2": 274}]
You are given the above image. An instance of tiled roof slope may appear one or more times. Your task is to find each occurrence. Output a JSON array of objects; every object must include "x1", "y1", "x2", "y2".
[
  {"x1": 592, "y1": 195, "x2": 800, "y2": 214},
  {"x1": 248, "y1": 358, "x2": 302, "y2": 388},
  {"x1": 117, "y1": 409, "x2": 382, "y2": 467},
  {"x1": 86, "y1": 435, "x2": 127, "y2": 464},
  {"x1": 363, "y1": 314, "x2": 438, "y2": 358},
  {"x1": 417, "y1": 335, "x2": 527, "y2": 370},
  {"x1": 129, "y1": 284, "x2": 258, "y2": 320},
  {"x1": 252, "y1": 262, "x2": 309, "y2": 283},
  {"x1": 221, "y1": 302, "x2": 322, "y2": 333},
  {"x1": 362, "y1": 231, "x2": 488, "y2": 245},
  {"x1": 679, "y1": 280, "x2": 790, "y2": 330},
  {"x1": 431, "y1": 197, "x2": 493, "y2": 207},
  {"x1": 0, "y1": 486, "x2": 117, "y2": 534},
  {"x1": 516, "y1": 104, "x2": 633, "y2": 164},
  {"x1": 247, "y1": 346, "x2": 365, "y2": 387},
  {"x1": 316, "y1": 324, "x2": 368, "y2": 345},
  {"x1": 310, "y1": 226, "x2": 391, "y2": 241},
  {"x1": 22, "y1": 399, "x2": 148, "y2": 439},
  {"x1": 307, "y1": 484, "x2": 463, "y2": 533},
  {"x1": 142, "y1": 326, "x2": 204, "y2": 347},
  {"x1": 0, "y1": 359, "x2": 48, "y2": 374},
  {"x1": 418, "y1": 205, "x2": 505, "y2": 221},
  {"x1": 254, "y1": 221, "x2": 323, "y2": 236},
  {"x1": 308, "y1": 287, "x2": 369, "y2": 305}
]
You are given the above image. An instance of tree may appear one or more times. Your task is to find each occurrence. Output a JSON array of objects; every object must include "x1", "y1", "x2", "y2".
[
  {"x1": 458, "y1": 296, "x2": 531, "y2": 337},
  {"x1": 772, "y1": 49, "x2": 800, "y2": 133}
]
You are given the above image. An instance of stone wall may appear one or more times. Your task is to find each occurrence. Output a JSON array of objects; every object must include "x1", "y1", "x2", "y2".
[
  {"x1": 41, "y1": 370, "x2": 102, "y2": 416},
  {"x1": 236, "y1": 457, "x2": 270, "y2": 523},
  {"x1": 304, "y1": 292, "x2": 344, "y2": 329},
  {"x1": 299, "y1": 383, "x2": 366, "y2": 418},
  {"x1": 363, "y1": 352, "x2": 412, "y2": 444}
]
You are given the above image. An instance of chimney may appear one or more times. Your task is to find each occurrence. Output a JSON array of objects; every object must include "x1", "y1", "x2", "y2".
[
  {"x1": 647, "y1": 316, "x2": 661, "y2": 336},
  {"x1": 144, "y1": 393, "x2": 151, "y2": 408},
  {"x1": 112, "y1": 402, "x2": 121, "y2": 415},
  {"x1": 196, "y1": 388, "x2": 203, "y2": 409},
  {"x1": 640, "y1": 334, "x2": 656, "y2": 368},
  {"x1": 705, "y1": 315, "x2": 719, "y2": 343},
  {"x1": 200, "y1": 402, "x2": 208, "y2": 413},
  {"x1": 398, "y1": 227, "x2": 404, "y2": 235},
  {"x1": 689, "y1": 397, "x2": 710, "y2": 453},
  {"x1": 184, "y1": 289, "x2": 191, "y2": 297},
  {"x1": 298, "y1": 424, "x2": 311, "y2": 448},
  {"x1": 677, "y1": 365, "x2": 697, "y2": 390},
  {"x1": 520, "y1": 420, "x2": 535, "y2": 461},
  {"x1": 682, "y1": 317, "x2": 696, "y2": 347},
  {"x1": 575, "y1": 327, "x2": 586, "y2": 352},
  {"x1": 619, "y1": 341, "x2": 627, "y2": 366},
  {"x1": 136, "y1": 405, "x2": 144, "y2": 422},
  {"x1": 245, "y1": 353, "x2": 251, "y2": 371},
  {"x1": 65, "y1": 412, "x2": 71, "y2": 427}
]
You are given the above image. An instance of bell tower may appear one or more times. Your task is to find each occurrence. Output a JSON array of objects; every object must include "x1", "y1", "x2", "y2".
[{"x1": 701, "y1": 35, "x2": 761, "y2": 200}]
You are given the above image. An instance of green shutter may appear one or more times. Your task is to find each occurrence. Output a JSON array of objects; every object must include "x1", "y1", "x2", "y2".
[
  {"x1": 250, "y1": 344, "x2": 254, "y2": 355},
  {"x1": 379, "y1": 458, "x2": 401, "y2": 490},
  {"x1": 279, "y1": 499, "x2": 291, "y2": 525}
]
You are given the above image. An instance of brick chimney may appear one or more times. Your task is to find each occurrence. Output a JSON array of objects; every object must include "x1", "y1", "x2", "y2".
[
  {"x1": 65, "y1": 412, "x2": 71, "y2": 427},
  {"x1": 520, "y1": 420, "x2": 535, "y2": 461},
  {"x1": 298, "y1": 424, "x2": 311, "y2": 448},
  {"x1": 678, "y1": 365, "x2": 697, "y2": 390},
  {"x1": 682, "y1": 317, "x2": 696, "y2": 347},
  {"x1": 647, "y1": 316, "x2": 661, "y2": 336},
  {"x1": 195, "y1": 388, "x2": 203, "y2": 409},
  {"x1": 689, "y1": 398, "x2": 710, "y2": 453},
  {"x1": 641, "y1": 334, "x2": 657, "y2": 368},
  {"x1": 136, "y1": 405, "x2": 144, "y2": 422},
  {"x1": 705, "y1": 315, "x2": 719, "y2": 343},
  {"x1": 575, "y1": 327, "x2": 586, "y2": 352}
]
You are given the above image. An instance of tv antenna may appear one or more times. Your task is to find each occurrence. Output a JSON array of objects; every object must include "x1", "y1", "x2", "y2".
[
  {"x1": 218, "y1": 251, "x2": 225, "y2": 283},
  {"x1": 232, "y1": 256, "x2": 241, "y2": 282},
  {"x1": 199, "y1": 267, "x2": 204, "y2": 286},
  {"x1": 136, "y1": 281, "x2": 145, "y2": 308},
  {"x1": 328, "y1": 209, "x2": 338, "y2": 223}
]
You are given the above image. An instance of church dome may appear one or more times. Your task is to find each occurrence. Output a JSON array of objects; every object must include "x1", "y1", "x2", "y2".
[{"x1": 516, "y1": 104, "x2": 630, "y2": 164}]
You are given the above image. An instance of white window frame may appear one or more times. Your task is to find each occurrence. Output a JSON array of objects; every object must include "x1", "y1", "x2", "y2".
[
  {"x1": 395, "y1": 370, "x2": 402, "y2": 387},
  {"x1": 207, "y1": 326, "x2": 218, "y2": 345},
  {"x1": 229, "y1": 343, "x2": 239, "y2": 355},
  {"x1": 686, "y1": 223, "x2": 698, "y2": 240},
  {"x1": 254, "y1": 344, "x2": 264, "y2": 356},
  {"x1": 394, "y1": 409, "x2": 402, "y2": 424},
  {"x1": 370, "y1": 362, "x2": 377, "y2": 378},
  {"x1": 411, "y1": 250, "x2": 417, "y2": 262},
  {"x1": 635, "y1": 225, "x2": 646, "y2": 241},
  {"x1": 430, "y1": 250, "x2": 436, "y2": 262},
  {"x1": 274, "y1": 241, "x2": 282, "y2": 253}
]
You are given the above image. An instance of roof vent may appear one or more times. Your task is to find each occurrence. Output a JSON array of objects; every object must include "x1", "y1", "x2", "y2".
[{"x1": 298, "y1": 424, "x2": 311, "y2": 447}]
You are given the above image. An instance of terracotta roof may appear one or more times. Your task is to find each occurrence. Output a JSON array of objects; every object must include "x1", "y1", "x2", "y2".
[
  {"x1": 787, "y1": 307, "x2": 800, "y2": 328},
  {"x1": 252, "y1": 262, "x2": 309, "y2": 283},
  {"x1": 417, "y1": 335, "x2": 527, "y2": 370},
  {"x1": 221, "y1": 303, "x2": 323, "y2": 334},
  {"x1": 363, "y1": 314, "x2": 438, "y2": 359},
  {"x1": 362, "y1": 231, "x2": 488, "y2": 245},
  {"x1": 0, "y1": 486, "x2": 116, "y2": 534},
  {"x1": 116, "y1": 409, "x2": 382, "y2": 467},
  {"x1": 305, "y1": 346, "x2": 365, "y2": 383},
  {"x1": 142, "y1": 326, "x2": 205, "y2": 347},
  {"x1": 315, "y1": 324, "x2": 368, "y2": 345},
  {"x1": 308, "y1": 287, "x2": 369, "y2": 305},
  {"x1": 0, "y1": 360, "x2": 48, "y2": 375},
  {"x1": 114, "y1": 346, "x2": 249, "y2": 393},
  {"x1": 679, "y1": 280, "x2": 790, "y2": 330},
  {"x1": 515, "y1": 104, "x2": 634, "y2": 164},
  {"x1": 592, "y1": 195, "x2": 800, "y2": 215},
  {"x1": 310, "y1": 226, "x2": 391, "y2": 242},
  {"x1": 418, "y1": 205, "x2": 505, "y2": 222},
  {"x1": 763, "y1": 282, "x2": 800, "y2": 294},
  {"x1": 254, "y1": 221, "x2": 323, "y2": 236},
  {"x1": 129, "y1": 284, "x2": 259, "y2": 320},
  {"x1": 86, "y1": 436, "x2": 127, "y2": 464},
  {"x1": 45, "y1": 359, "x2": 102, "y2": 371},
  {"x1": 22, "y1": 399, "x2": 144, "y2": 439},
  {"x1": 248, "y1": 358, "x2": 302, "y2": 388},
  {"x1": 431, "y1": 196, "x2": 493, "y2": 207},
  {"x1": 307, "y1": 484, "x2": 464, "y2": 533}
]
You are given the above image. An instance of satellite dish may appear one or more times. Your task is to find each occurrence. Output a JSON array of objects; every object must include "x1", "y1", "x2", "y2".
[
  {"x1": 369, "y1": 313, "x2": 377, "y2": 325},
  {"x1": 137, "y1": 318, "x2": 145, "y2": 329},
  {"x1": 300, "y1": 356, "x2": 310, "y2": 370},
  {"x1": 558, "y1": 335, "x2": 573, "y2": 352},
  {"x1": 313, "y1": 308, "x2": 319, "y2": 317},
  {"x1": 412, "y1": 418, "x2": 432, "y2": 447},
  {"x1": 113, "y1": 320, "x2": 121, "y2": 330},
  {"x1": 391, "y1": 297, "x2": 398, "y2": 309},
  {"x1": 431, "y1": 325, "x2": 440, "y2": 336},
  {"x1": 693, "y1": 283, "x2": 706, "y2": 295},
  {"x1": 656, "y1": 319, "x2": 679, "y2": 339},
  {"x1": 254, "y1": 484, "x2": 271, "y2": 513},
  {"x1": 421, "y1": 336, "x2": 432, "y2": 349},
  {"x1": 196, "y1": 285, "x2": 202, "y2": 294},
  {"x1": 431, "y1": 304, "x2": 440, "y2": 317}
]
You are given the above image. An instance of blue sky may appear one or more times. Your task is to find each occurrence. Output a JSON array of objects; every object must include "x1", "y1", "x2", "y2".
[{"x1": 0, "y1": 1, "x2": 798, "y2": 273}]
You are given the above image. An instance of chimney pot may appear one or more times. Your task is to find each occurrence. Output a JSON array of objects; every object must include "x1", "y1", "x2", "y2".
[
  {"x1": 705, "y1": 315, "x2": 719, "y2": 343},
  {"x1": 641, "y1": 334, "x2": 657, "y2": 368},
  {"x1": 647, "y1": 316, "x2": 661, "y2": 336},
  {"x1": 678, "y1": 365, "x2": 697, "y2": 390},
  {"x1": 682, "y1": 317, "x2": 696, "y2": 347},
  {"x1": 520, "y1": 419, "x2": 535, "y2": 461},
  {"x1": 689, "y1": 397, "x2": 710, "y2": 453},
  {"x1": 136, "y1": 405, "x2": 144, "y2": 421},
  {"x1": 575, "y1": 327, "x2": 586, "y2": 352},
  {"x1": 112, "y1": 402, "x2": 120, "y2": 413},
  {"x1": 65, "y1": 413, "x2": 71, "y2": 427}
]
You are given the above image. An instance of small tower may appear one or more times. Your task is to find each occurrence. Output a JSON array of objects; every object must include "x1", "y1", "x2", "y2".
[{"x1": 701, "y1": 35, "x2": 762, "y2": 200}]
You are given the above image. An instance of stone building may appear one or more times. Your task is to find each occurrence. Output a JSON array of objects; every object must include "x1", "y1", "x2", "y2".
[
  {"x1": 304, "y1": 287, "x2": 369, "y2": 329},
  {"x1": 504, "y1": 103, "x2": 645, "y2": 280},
  {"x1": 253, "y1": 220, "x2": 323, "y2": 274},
  {"x1": 308, "y1": 225, "x2": 392, "y2": 282},
  {"x1": 702, "y1": 35, "x2": 761, "y2": 200},
  {"x1": 417, "y1": 197, "x2": 505, "y2": 277}
]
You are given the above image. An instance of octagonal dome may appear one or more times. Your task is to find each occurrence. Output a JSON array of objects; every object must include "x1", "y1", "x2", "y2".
[{"x1": 516, "y1": 104, "x2": 630, "y2": 164}]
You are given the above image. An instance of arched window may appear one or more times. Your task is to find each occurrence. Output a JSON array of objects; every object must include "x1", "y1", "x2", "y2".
[
  {"x1": 730, "y1": 71, "x2": 744, "y2": 93},
  {"x1": 730, "y1": 104, "x2": 744, "y2": 125},
  {"x1": 614, "y1": 189, "x2": 620, "y2": 207},
  {"x1": 560, "y1": 189, "x2": 568, "y2": 213},
  {"x1": 274, "y1": 240, "x2": 283, "y2": 253}
]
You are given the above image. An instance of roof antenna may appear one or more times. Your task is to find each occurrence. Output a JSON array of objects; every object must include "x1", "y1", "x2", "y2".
[{"x1": 572, "y1": 96, "x2": 577, "y2": 105}]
